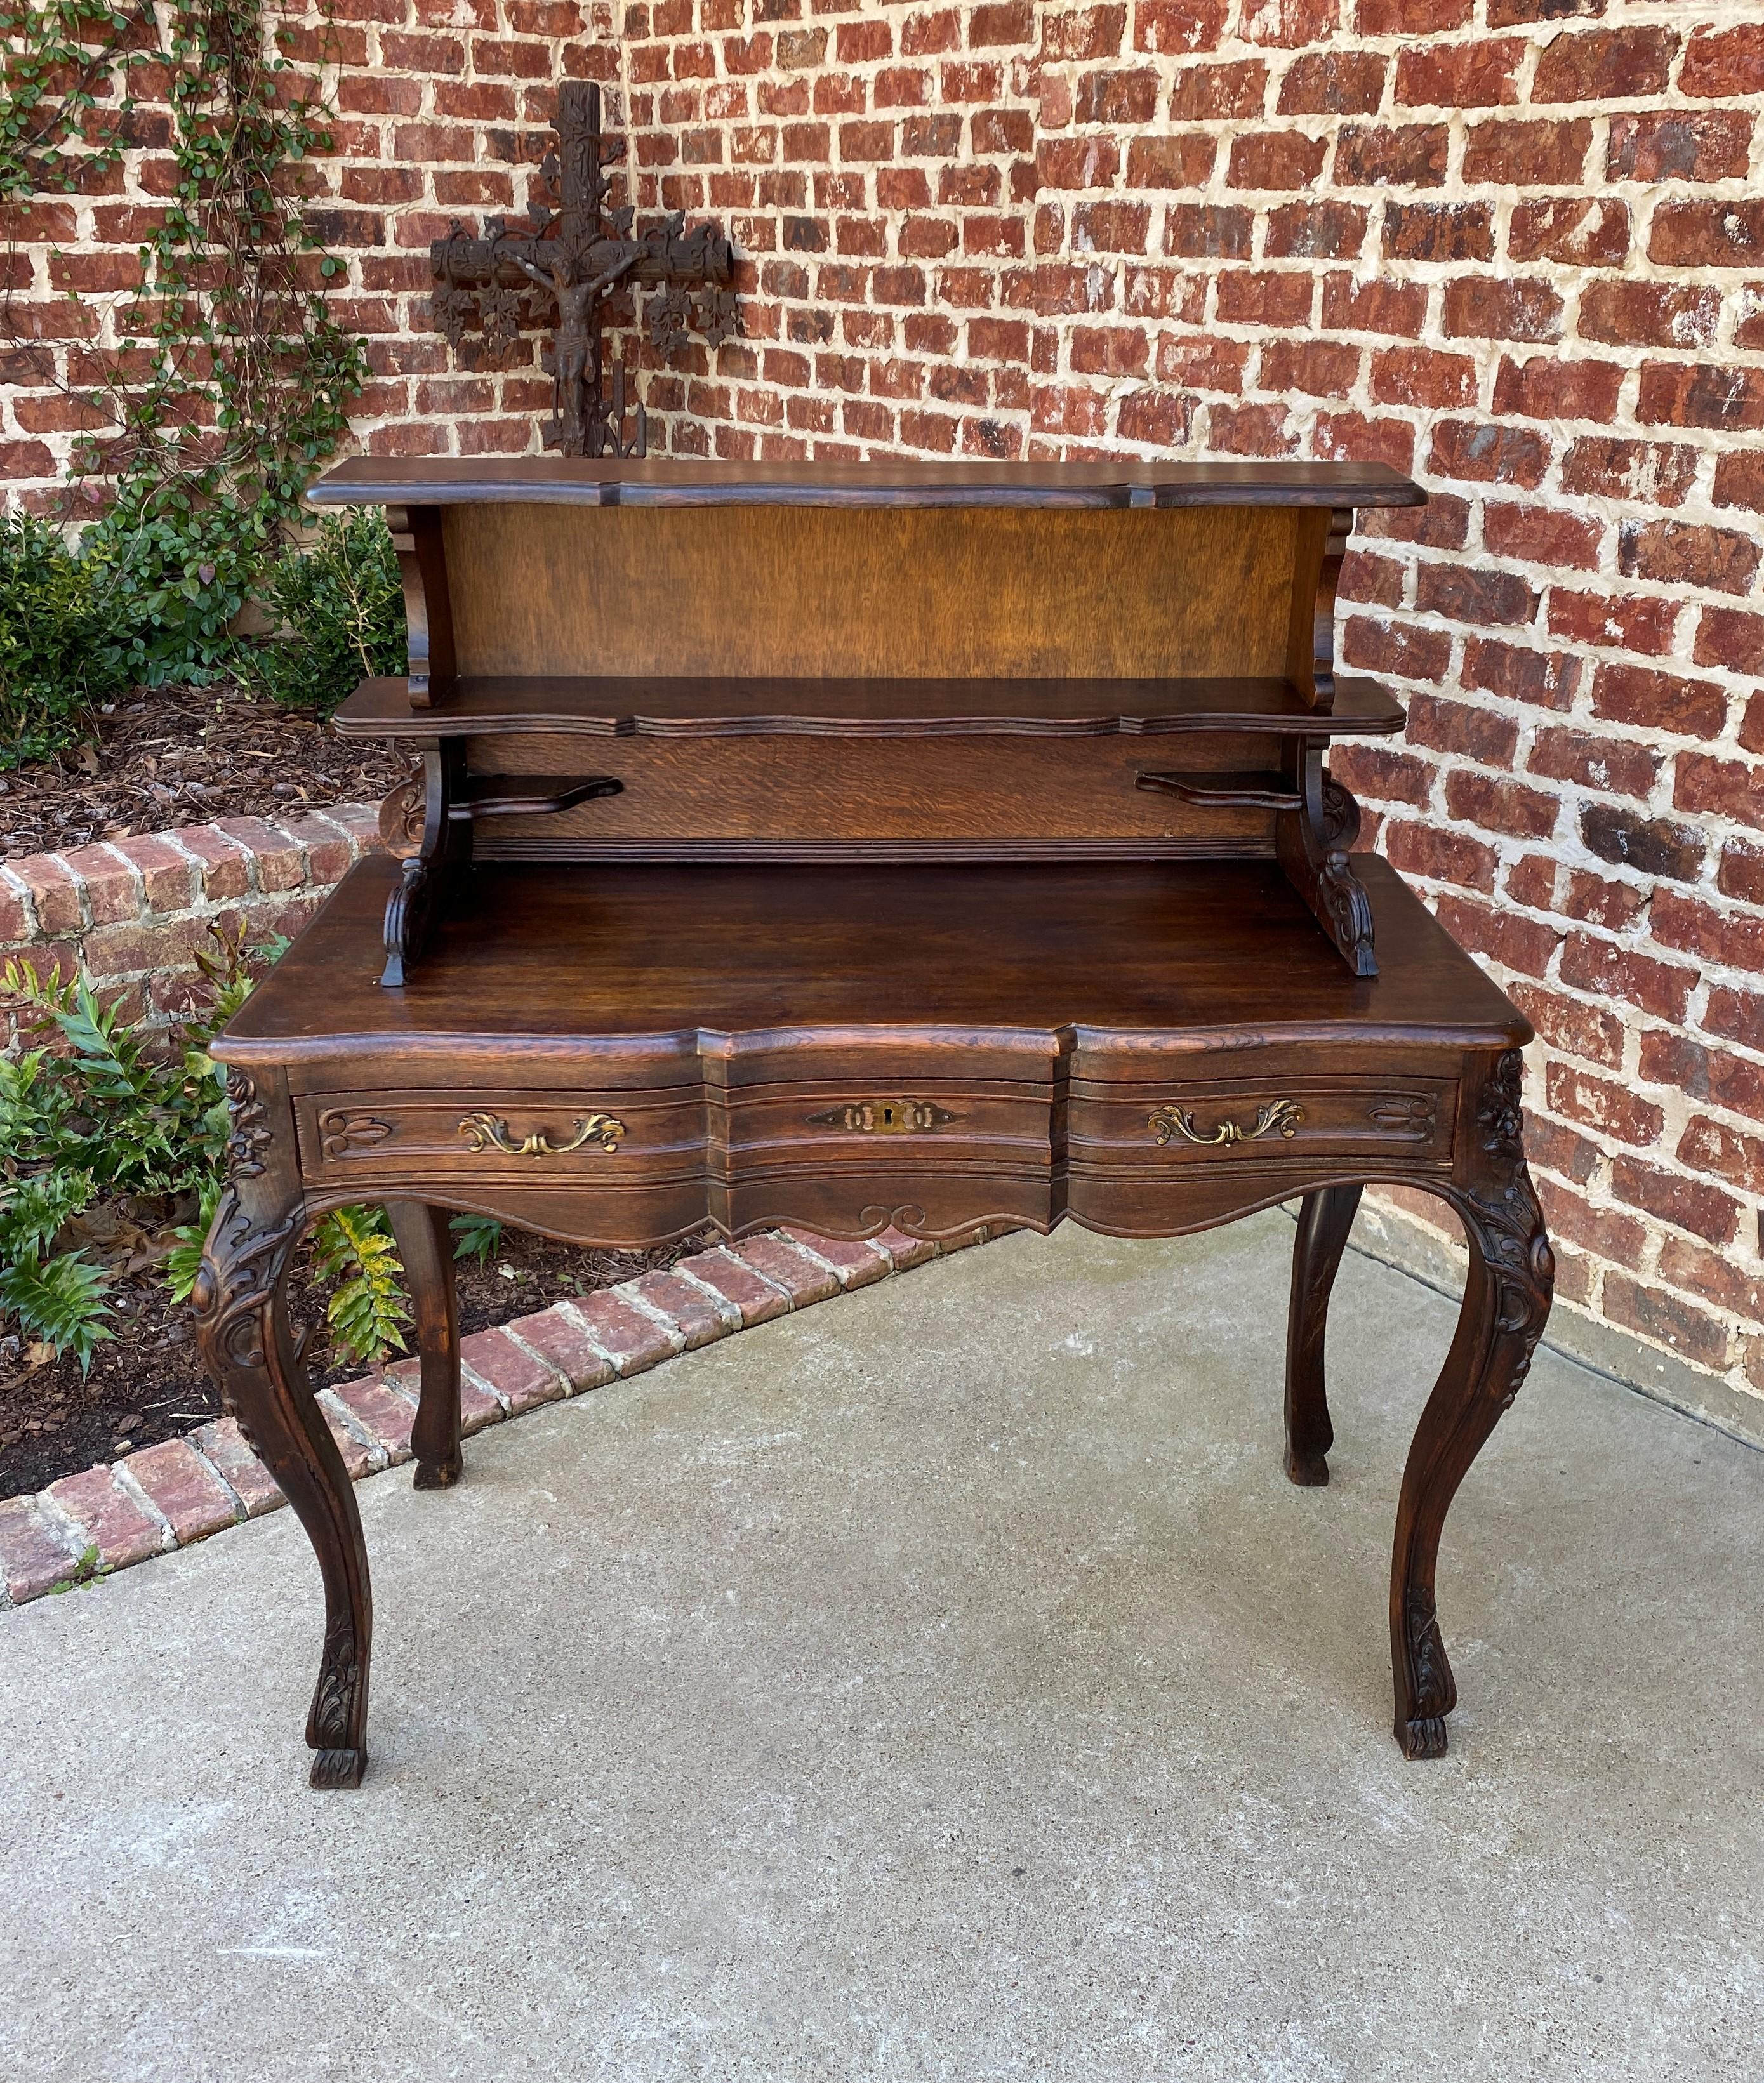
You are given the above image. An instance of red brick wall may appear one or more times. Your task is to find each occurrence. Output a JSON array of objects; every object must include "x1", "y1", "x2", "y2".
[{"x1": 3, "y1": 1, "x2": 1763, "y2": 1417}]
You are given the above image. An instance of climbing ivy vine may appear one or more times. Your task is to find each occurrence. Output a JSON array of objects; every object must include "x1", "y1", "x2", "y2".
[
  {"x1": 0, "y1": 0, "x2": 145, "y2": 205},
  {"x1": 0, "y1": 0, "x2": 366, "y2": 685}
]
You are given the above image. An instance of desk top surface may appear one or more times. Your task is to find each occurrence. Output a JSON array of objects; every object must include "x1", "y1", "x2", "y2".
[
  {"x1": 218, "y1": 856, "x2": 1525, "y2": 1071},
  {"x1": 310, "y1": 456, "x2": 1426, "y2": 512}
]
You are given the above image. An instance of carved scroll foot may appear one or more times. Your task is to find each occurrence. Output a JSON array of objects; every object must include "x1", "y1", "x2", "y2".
[
  {"x1": 193, "y1": 1095, "x2": 375, "y2": 1789},
  {"x1": 310, "y1": 1746, "x2": 369, "y2": 1790},
  {"x1": 1396, "y1": 1588, "x2": 1452, "y2": 1760},
  {"x1": 1389, "y1": 1052, "x2": 1553, "y2": 1759},
  {"x1": 308, "y1": 1607, "x2": 370, "y2": 1787},
  {"x1": 385, "y1": 1201, "x2": 463, "y2": 1490},
  {"x1": 1284, "y1": 1183, "x2": 1362, "y2": 1486}
]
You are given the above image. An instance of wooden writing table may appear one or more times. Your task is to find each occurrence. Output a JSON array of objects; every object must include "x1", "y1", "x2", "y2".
[{"x1": 193, "y1": 460, "x2": 1554, "y2": 1787}]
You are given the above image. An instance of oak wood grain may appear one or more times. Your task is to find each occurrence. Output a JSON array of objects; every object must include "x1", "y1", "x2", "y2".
[
  {"x1": 441, "y1": 503, "x2": 1307, "y2": 681},
  {"x1": 216, "y1": 855, "x2": 1528, "y2": 1076},
  {"x1": 460, "y1": 732, "x2": 1277, "y2": 856}
]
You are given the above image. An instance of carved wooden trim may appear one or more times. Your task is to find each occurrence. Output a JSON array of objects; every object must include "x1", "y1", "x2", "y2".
[
  {"x1": 1456, "y1": 1048, "x2": 1556, "y2": 1367},
  {"x1": 223, "y1": 1069, "x2": 272, "y2": 1180},
  {"x1": 316, "y1": 1109, "x2": 394, "y2": 1162},
  {"x1": 1366, "y1": 1093, "x2": 1435, "y2": 1136},
  {"x1": 376, "y1": 765, "x2": 427, "y2": 860},
  {"x1": 308, "y1": 1608, "x2": 368, "y2": 1783}
]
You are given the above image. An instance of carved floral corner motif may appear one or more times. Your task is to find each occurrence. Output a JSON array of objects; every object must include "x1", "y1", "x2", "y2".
[
  {"x1": 223, "y1": 1069, "x2": 272, "y2": 1180},
  {"x1": 1459, "y1": 1047, "x2": 1556, "y2": 1391}
]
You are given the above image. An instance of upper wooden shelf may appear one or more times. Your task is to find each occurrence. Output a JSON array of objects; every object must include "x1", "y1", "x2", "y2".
[
  {"x1": 332, "y1": 675, "x2": 1406, "y2": 740},
  {"x1": 309, "y1": 456, "x2": 1426, "y2": 512}
]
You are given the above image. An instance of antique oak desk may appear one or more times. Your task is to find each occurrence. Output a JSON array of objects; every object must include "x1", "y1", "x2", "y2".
[{"x1": 194, "y1": 459, "x2": 1555, "y2": 1787}]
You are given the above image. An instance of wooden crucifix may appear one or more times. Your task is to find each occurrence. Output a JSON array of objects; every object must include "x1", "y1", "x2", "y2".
[{"x1": 429, "y1": 81, "x2": 737, "y2": 458}]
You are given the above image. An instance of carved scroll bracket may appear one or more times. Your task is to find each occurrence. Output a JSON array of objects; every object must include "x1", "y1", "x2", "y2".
[{"x1": 1276, "y1": 741, "x2": 1377, "y2": 979}]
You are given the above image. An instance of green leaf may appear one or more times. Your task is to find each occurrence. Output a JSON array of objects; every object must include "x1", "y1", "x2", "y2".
[
  {"x1": 0, "y1": 1250, "x2": 114, "y2": 1373},
  {"x1": 313, "y1": 1205, "x2": 411, "y2": 1366},
  {"x1": 449, "y1": 1213, "x2": 505, "y2": 1266}
]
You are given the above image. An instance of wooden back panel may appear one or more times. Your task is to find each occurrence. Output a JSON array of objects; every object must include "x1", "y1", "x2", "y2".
[
  {"x1": 442, "y1": 503, "x2": 1308, "y2": 680},
  {"x1": 463, "y1": 731, "x2": 1280, "y2": 861}
]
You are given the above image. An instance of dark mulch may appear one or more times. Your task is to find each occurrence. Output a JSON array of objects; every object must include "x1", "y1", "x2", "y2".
[
  {"x1": 0, "y1": 682, "x2": 409, "y2": 864},
  {"x1": 0, "y1": 1222, "x2": 711, "y2": 1502}
]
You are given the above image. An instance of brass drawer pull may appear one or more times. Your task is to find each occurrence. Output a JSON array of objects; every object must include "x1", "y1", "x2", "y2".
[
  {"x1": 458, "y1": 1111, "x2": 625, "y2": 1157},
  {"x1": 1150, "y1": 1099, "x2": 1305, "y2": 1147},
  {"x1": 805, "y1": 1098, "x2": 958, "y2": 1134}
]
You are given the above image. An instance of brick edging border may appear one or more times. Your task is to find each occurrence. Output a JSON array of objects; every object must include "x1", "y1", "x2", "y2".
[
  {"x1": 0, "y1": 1222, "x2": 978, "y2": 1608},
  {"x1": 0, "y1": 803, "x2": 383, "y2": 1034}
]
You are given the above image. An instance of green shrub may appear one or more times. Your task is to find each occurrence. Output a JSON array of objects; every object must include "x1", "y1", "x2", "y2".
[
  {"x1": 3, "y1": 927, "x2": 486, "y2": 1373},
  {"x1": 0, "y1": 926, "x2": 281, "y2": 1369},
  {"x1": 84, "y1": 494, "x2": 264, "y2": 691},
  {"x1": 0, "y1": 511, "x2": 130, "y2": 770},
  {"x1": 253, "y1": 509, "x2": 406, "y2": 712},
  {"x1": 0, "y1": 1167, "x2": 110, "y2": 1372}
]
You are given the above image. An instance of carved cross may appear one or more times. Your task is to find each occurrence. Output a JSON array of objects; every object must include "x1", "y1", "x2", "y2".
[{"x1": 429, "y1": 81, "x2": 737, "y2": 458}]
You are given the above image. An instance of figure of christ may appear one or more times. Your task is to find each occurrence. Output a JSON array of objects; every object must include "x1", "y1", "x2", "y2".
[{"x1": 510, "y1": 246, "x2": 640, "y2": 454}]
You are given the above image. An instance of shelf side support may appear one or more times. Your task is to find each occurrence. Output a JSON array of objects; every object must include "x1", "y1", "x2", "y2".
[
  {"x1": 386, "y1": 504, "x2": 456, "y2": 711},
  {"x1": 1285, "y1": 505, "x2": 1352, "y2": 711}
]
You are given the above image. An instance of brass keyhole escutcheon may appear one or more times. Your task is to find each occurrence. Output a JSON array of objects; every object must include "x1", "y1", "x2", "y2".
[{"x1": 804, "y1": 1098, "x2": 959, "y2": 1135}]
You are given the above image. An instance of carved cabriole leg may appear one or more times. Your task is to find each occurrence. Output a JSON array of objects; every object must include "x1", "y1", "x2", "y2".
[
  {"x1": 385, "y1": 1201, "x2": 462, "y2": 1489},
  {"x1": 1389, "y1": 1050, "x2": 1554, "y2": 1760},
  {"x1": 1283, "y1": 1183, "x2": 1362, "y2": 1487},
  {"x1": 192, "y1": 1068, "x2": 373, "y2": 1790}
]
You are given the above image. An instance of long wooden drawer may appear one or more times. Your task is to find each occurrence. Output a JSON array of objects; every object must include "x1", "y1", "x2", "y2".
[
  {"x1": 713, "y1": 1082, "x2": 1051, "y2": 1172},
  {"x1": 295, "y1": 1087, "x2": 703, "y2": 1184},
  {"x1": 1069, "y1": 1074, "x2": 1455, "y2": 1170}
]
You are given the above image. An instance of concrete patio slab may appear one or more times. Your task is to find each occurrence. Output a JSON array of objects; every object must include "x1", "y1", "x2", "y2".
[{"x1": 3, "y1": 1211, "x2": 1760, "y2": 2082}]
